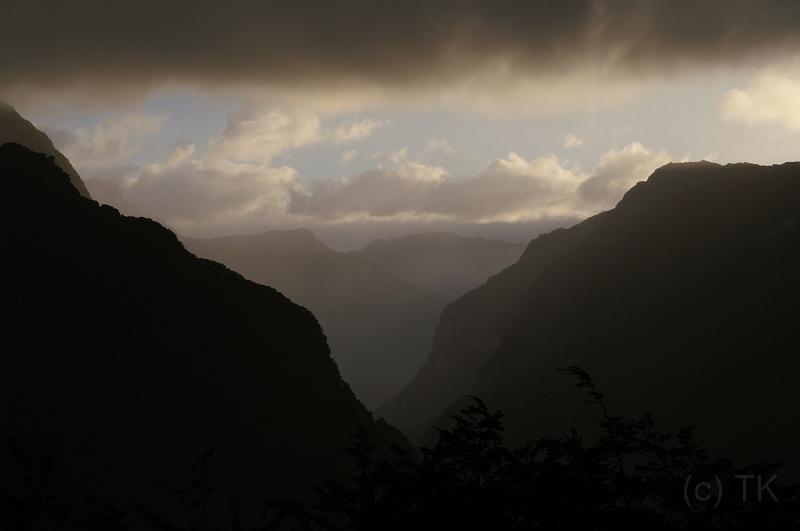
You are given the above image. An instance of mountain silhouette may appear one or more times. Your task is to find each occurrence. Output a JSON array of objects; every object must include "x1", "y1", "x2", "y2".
[
  {"x1": 0, "y1": 101, "x2": 90, "y2": 197},
  {"x1": 0, "y1": 143, "x2": 405, "y2": 518},
  {"x1": 351, "y1": 232, "x2": 525, "y2": 297},
  {"x1": 183, "y1": 231, "x2": 451, "y2": 409},
  {"x1": 383, "y1": 161, "x2": 800, "y2": 473}
]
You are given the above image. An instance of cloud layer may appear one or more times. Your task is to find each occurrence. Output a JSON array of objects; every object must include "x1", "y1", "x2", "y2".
[
  {"x1": 124, "y1": 145, "x2": 670, "y2": 239},
  {"x1": 4, "y1": 0, "x2": 800, "y2": 102},
  {"x1": 290, "y1": 143, "x2": 670, "y2": 224},
  {"x1": 49, "y1": 105, "x2": 672, "y2": 242}
]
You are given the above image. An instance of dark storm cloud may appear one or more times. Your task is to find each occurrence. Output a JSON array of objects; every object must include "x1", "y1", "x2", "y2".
[{"x1": 2, "y1": 0, "x2": 800, "y2": 93}]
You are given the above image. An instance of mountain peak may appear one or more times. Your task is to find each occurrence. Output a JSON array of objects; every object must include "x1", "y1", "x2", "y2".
[
  {"x1": 618, "y1": 159, "x2": 800, "y2": 211},
  {"x1": 0, "y1": 102, "x2": 90, "y2": 198},
  {"x1": 382, "y1": 160, "x2": 800, "y2": 471}
]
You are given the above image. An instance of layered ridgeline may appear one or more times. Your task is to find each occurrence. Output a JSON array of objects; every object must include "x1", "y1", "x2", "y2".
[
  {"x1": 1, "y1": 143, "x2": 404, "y2": 516},
  {"x1": 184, "y1": 232, "x2": 451, "y2": 409},
  {"x1": 351, "y1": 232, "x2": 526, "y2": 297},
  {"x1": 0, "y1": 102, "x2": 90, "y2": 197},
  {"x1": 382, "y1": 161, "x2": 800, "y2": 471}
]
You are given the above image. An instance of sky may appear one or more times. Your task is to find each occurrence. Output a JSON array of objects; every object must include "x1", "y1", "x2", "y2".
[{"x1": 3, "y1": 0, "x2": 800, "y2": 248}]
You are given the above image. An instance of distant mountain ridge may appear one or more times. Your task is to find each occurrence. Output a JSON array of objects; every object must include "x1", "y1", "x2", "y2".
[
  {"x1": 352, "y1": 232, "x2": 525, "y2": 297},
  {"x1": 0, "y1": 101, "x2": 90, "y2": 197},
  {"x1": 1, "y1": 142, "x2": 404, "y2": 518},
  {"x1": 184, "y1": 229, "x2": 527, "y2": 409},
  {"x1": 382, "y1": 160, "x2": 800, "y2": 474},
  {"x1": 194, "y1": 228, "x2": 329, "y2": 252}
]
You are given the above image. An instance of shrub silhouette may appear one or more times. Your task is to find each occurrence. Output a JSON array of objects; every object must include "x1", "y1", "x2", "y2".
[
  {"x1": 3, "y1": 368, "x2": 798, "y2": 530},
  {"x1": 313, "y1": 368, "x2": 800, "y2": 530},
  {"x1": 0, "y1": 439, "x2": 127, "y2": 531}
]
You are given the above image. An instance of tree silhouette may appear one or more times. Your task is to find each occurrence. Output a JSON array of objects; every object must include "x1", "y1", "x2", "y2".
[
  {"x1": 0, "y1": 438, "x2": 128, "y2": 531},
  {"x1": 3, "y1": 369, "x2": 798, "y2": 530},
  {"x1": 314, "y1": 368, "x2": 800, "y2": 530}
]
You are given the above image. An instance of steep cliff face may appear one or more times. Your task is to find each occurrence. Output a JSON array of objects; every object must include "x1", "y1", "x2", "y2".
[
  {"x1": 470, "y1": 161, "x2": 800, "y2": 469},
  {"x1": 184, "y1": 231, "x2": 451, "y2": 409},
  {"x1": 384, "y1": 161, "x2": 800, "y2": 473},
  {"x1": 0, "y1": 102, "x2": 90, "y2": 197},
  {"x1": 1, "y1": 143, "x2": 405, "y2": 513}
]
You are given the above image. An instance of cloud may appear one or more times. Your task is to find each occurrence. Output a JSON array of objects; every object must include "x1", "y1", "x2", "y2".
[
  {"x1": 332, "y1": 118, "x2": 384, "y2": 144},
  {"x1": 427, "y1": 137, "x2": 455, "y2": 155},
  {"x1": 207, "y1": 108, "x2": 321, "y2": 165},
  {"x1": 128, "y1": 148, "x2": 297, "y2": 229},
  {"x1": 129, "y1": 141, "x2": 581, "y2": 243},
  {"x1": 578, "y1": 142, "x2": 671, "y2": 208},
  {"x1": 124, "y1": 108, "x2": 319, "y2": 232},
  {"x1": 86, "y1": 105, "x2": 671, "y2": 237},
  {"x1": 4, "y1": 1, "x2": 800, "y2": 107},
  {"x1": 340, "y1": 149, "x2": 358, "y2": 164},
  {"x1": 290, "y1": 142, "x2": 671, "y2": 223},
  {"x1": 288, "y1": 153, "x2": 579, "y2": 223},
  {"x1": 720, "y1": 67, "x2": 800, "y2": 131},
  {"x1": 563, "y1": 133, "x2": 584, "y2": 149},
  {"x1": 119, "y1": 134, "x2": 671, "y2": 235},
  {"x1": 371, "y1": 147, "x2": 410, "y2": 166},
  {"x1": 44, "y1": 113, "x2": 165, "y2": 169}
]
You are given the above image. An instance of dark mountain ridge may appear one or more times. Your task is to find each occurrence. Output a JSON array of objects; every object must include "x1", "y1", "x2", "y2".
[
  {"x1": 1, "y1": 143, "x2": 404, "y2": 517},
  {"x1": 383, "y1": 160, "x2": 800, "y2": 473},
  {"x1": 0, "y1": 102, "x2": 90, "y2": 197}
]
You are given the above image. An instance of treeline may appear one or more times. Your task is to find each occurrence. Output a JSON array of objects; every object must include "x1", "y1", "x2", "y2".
[{"x1": 3, "y1": 368, "x2": 799, "y2": 530}]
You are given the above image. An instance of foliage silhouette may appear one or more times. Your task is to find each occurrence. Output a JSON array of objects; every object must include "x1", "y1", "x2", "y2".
[
  {"x1": 313, "y1": 368, "x2": 800, "y2": 531},
  {"x1": 0, "y1": 438, "x2": 128, "y2": 531},
  {"x1": 2, "y1": 368, "x2": 798, "y2": 530}
]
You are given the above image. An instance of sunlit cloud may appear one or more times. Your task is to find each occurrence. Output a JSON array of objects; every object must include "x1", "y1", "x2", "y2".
[
  {"x1": 563, "y1": 133, "x2": 584, "y2": 149},
  {"x1": 290, "y1": 143, "x2": 672, "y2": 224},
  {"x1": 206, "y1": 108, "x2": 322, "y2": 166},
  {"x1": 332, "y1": 118, "x2": 384, "y2": 144},
  {"x1": 720, "y1": 65, "x2": 800, "y2": 131},
  {"x1": 44, "y1": 103, "x2": 679, "y2": 238},
  {"x1": 44, "y1": 113, "x2": 165, "y2": 170},
  {"x1": 427, "y1": 137, "x2": 455, "y2": 155},
  {"x1": 578, "y1": 142, "x2": 671, "y2": 208}
]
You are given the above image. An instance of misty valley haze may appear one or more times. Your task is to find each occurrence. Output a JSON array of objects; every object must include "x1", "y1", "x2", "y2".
[{"x1": 3, "y1": 1, "x2": 800, "y2": 529}]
